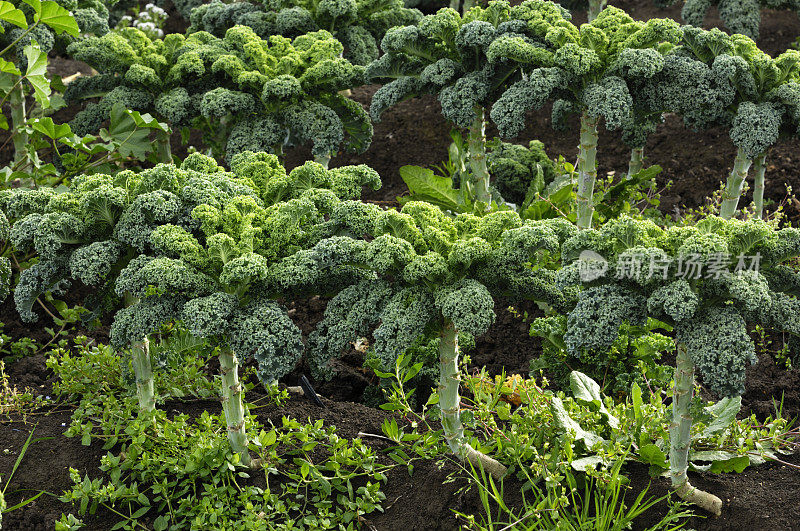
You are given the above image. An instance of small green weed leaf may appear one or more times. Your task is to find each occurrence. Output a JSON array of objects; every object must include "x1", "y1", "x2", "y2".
[
  {"x1": 153, "y1": 515, "x2": 168, "y2": 531},
  {"x1": 638, "y1": 443, "x2": 668, "y2": 469}
]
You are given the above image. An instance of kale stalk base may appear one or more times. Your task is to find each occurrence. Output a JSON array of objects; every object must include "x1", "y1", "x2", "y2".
[
  {"x1": 131, "y1": 338, "x2": 155, "y2": 412},
  {"x1": 627, "y1": 147, "x2": 644, "y2": 180},
  {"x1": 219, "y1": 347, "x2": 253, "y2": 468},
  {"x1": 438, "y1": 320, "x2": 507, "y2": 480},
  {"x1": 720, "y1": 148, "x2": 752, "y2": 219},
  {"x1": 669, "y1": 342, "x2": 723, "y2": 515}
]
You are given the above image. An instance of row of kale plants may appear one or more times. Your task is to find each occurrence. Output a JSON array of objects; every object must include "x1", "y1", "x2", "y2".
[
  {"x1": 3, "y1": 0, "x2": 799, "y2": 219},
  {"x1": 0, "y1": 0, "x2": 799, "y2": 520}
]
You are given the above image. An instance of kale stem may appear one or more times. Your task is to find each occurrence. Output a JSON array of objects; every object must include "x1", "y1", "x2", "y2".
[
  {"x1": 627, "y1": 146, "x2": 644, "y2": 180},
  {"x1": 752, "y1": 152, "x2": 767, "y2": 218},
  {"x1": 131, "y1": 338, "x2": 155, "y2": 412},
  {"x1": 720, "y1": 148, "x2": 752, "y2": 219},
  {"x1": 669, "y1": 342, "x2": 722, "y2": 515},
  {"x1": 467, "y1": 106, "x2": 491, "y2": 208},
  {"x1": 9, "y1": 83, "x2": 28, "y2": 166},
  {"x1": 156, "y1": 130, "x2": 172, "y2": 164},
  {"x1": 576, "y1": 111, "x2": 599, "y2": 230},
  {"x1": 219, "y1": 346, "x2": 254, "y2": 467},
  {"x1": 314, "y1": 153, "x2": 331, "y2": 169},
  {"x1": 438, "y1": 318, "x2": 506, "y2": 479},
  {"x1": 587, "y1": 0, "x2": 607, "y2": 21}
]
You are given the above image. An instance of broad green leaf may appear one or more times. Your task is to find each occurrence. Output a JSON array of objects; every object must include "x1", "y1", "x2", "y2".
[
  {"x1": 571, "y1": 455, "x2": 603, "y2": 471},
  {"x1": 29, "y1": 0, "x2": 80, "y2": 36},
  {"x1": 0, "y1": 1, "x2": 27, "y2": 28},
  {"x1": 23, "y1": 43, "x2": 50, "y2": 106},
  {"x1": 569, "y1": 371, "x2": 620, "y2": 429},
  {"x1": 126, "y1": 108, "x2": 169, "y2": 132},
  {"x1": 0, "y1": 57, "x2": 20, "y2": 75},
  {"x1": 0, "y1": 113, "x2": 7, "y2": 130},
  {"x1": 0, "y1": 71, "x2": 17, "y2": 92},
  {"x1": 639, "y1": 443, "x2": 668, "y2": 469},
  {"x1": 31, "y1": 117, "x2": 71, "y2": 139},
  {"x1": 700, "y1": 396, "x2": 741, "y2": 438},
  {"x1": 550, "y1": 396, "x2": 604, "y2": 448},
  {"x1": 631, "y1": 382, "x2": 642, "y2": 420},
  {"x1": 398, "y1": 165, "x2": 466, "y2": 213},
  {"x1": 100, "y1": 103, "x2": 155, "y2": 160},
  {"x1": 690, "y1": 450, "x2": 750, "y2": 473}
]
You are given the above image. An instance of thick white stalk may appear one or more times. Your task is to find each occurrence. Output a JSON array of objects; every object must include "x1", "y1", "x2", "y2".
[
  {"x1": 219, "y1": 347, "x2": 252, "y2": 467},
  {"x1": 627, "y1": 147, "x2": 644, "y2": 179},
  {"x1": 467, "y1": 106, "x2": 491, "y2": 206},
  {"x1": 587, "y1": 0, "x2": 607, "y2": 21},
  {"x1": 719, "y1": 148, "x2": 752, "y2": 219},
  {"x1": 752, "y1": 152, "x2": 767, "y2": 218},
  {"x1": 314, "y1": 154, "x2": 331, "y2": 169},
  {"x1": 576, "y1": 112, "x2": 599, "y2": 230},
  {"x1": 131, "y1": 338, "x2": 154, "y2": 412},
  {"x1": 9, "y1": 84, "x2": 27, "y2": 166},
  {"x1": 438, "y1": 320, "x2": 506, "y2": 479},
  {"x1": 669, "y1": 343, "x2": 723, "y2": 515}
]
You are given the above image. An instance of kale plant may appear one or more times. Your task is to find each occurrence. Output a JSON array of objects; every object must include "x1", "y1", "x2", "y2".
[
  {"x1": 279, "y1": 201, "x2": 576, "y2": 477},
  {"x1": 1, "y1": 152, "x2": 381, "y2": 464},
  {"x1": 492, "y1": 7, "x2": 682, "y2": 229},
  {"x1": 656, "y1": 27, "x2": 800, "y2": 219},
  {"x1": 557, "y1": 214, "x2": 800, "y2": 513},
  {"x1": 369, "y1": 0, "x2": 571, "y2": 208},
  {"x1": 65, "y1": 26, "x2": 371, "y2": 165}
]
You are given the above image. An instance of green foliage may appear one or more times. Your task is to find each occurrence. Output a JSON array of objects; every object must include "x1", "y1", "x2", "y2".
[
  {"x1": 52, "y1": 341, "x2": 388, "y2": 529},
  {"x1": 486, "y1": 139, "x2": 556, "y2": 206},
  {"x1": 3, "y1": 152, "x2": 381, "y2": 384},
  {"x1": 66, "y1": 25, "x2": 371, "y2": 163},
  {"x1": 364, "y1": 327, "x2": 475, "y2": 408},
  {"x1": 491, "y1": 6, "x2": 682, "y2": 144},
  {"x1": 557, "y1": 215, "x2": 800, "y2": 397},
  {"x1": 189, "y1": 0, "x2": 422, "y2": 66},
  {"x1": 296, "y1": 201, "x2": 572, "y2": 378},
  {"x1": 530, "y1": 315, "x2": 673, "y2": 395},
  {"x1": 369, "y1": 0, "x2": 570, "y2": 129}
]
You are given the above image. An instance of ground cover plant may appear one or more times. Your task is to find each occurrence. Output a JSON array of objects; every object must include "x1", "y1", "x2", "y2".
[{"x1": 1, "y1": 0, "x2": 800, "y2": 529}]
